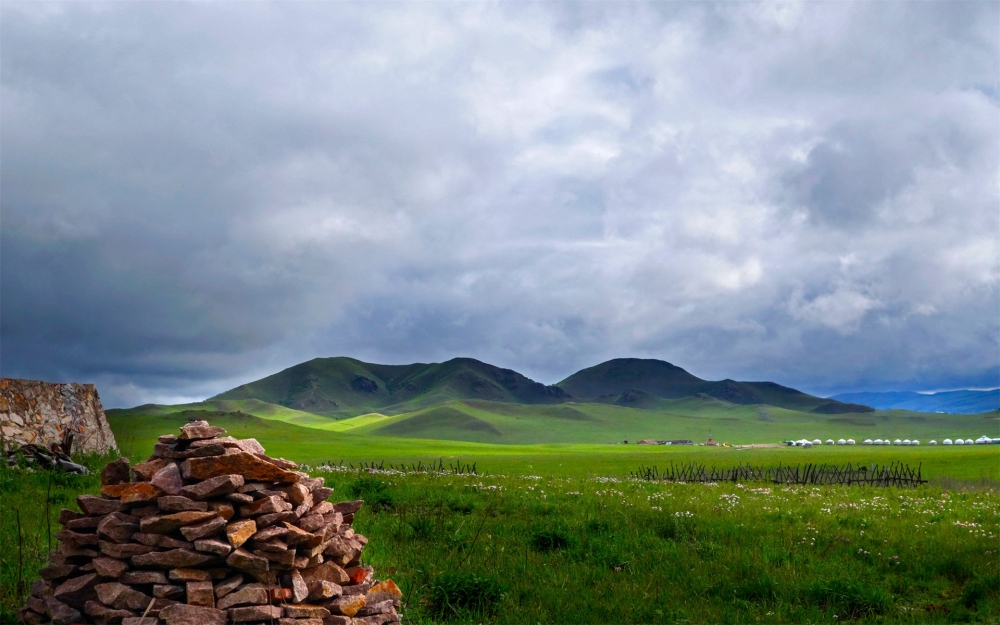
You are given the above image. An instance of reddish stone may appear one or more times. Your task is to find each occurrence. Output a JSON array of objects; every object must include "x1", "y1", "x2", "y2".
[
  {"x1": 98, "y1": 540, "x2": 156, "y2": 559},
  {"x1": 77, "y1": 495, "x2": 123, "y2": 516},
  {"x1": 95, "y1": 581, "x2": 152, "y2": 610},
  {"x1": 181, "y1": 452, "x2": 298, "y2": 483},
  {"x1": 140, "y1": 511, "x2": 218, "y2": 534},
  {"x1": 179, "y1": 516, "x2": 227, "y2": 541},
  {"x1": 301, "y1": 562, "x2": 349, "y2": 586},
  {"x1": 307, "y1": 580, "x2": 342, "y2": 601},
  {"x1": 100, "y1": 483, "x2": 130, "y2": 498},
  {"x1": 55, "y1": 529, "x2": 99, "y2": 546},
  {"x1": 83, "y1": 600, "x2": 135, "y2": 622},
  {"x1": 158, "y1": 603, "x2": 227, "y2": 625},
  {"x1": 282, "y1": 483, "x2": 311, "y2": 505},
  {"x1": 44, "y1": 597, "x2": 82, "y2": 625},
  {"x1": 158, "y1": 496, "x2": 208, "y2": 513},
  {"x1": 256, "y1": 511, "x2": 296, "y2": 528},
  {"x1": 132, "y1": 458, "x2": 169, "y2": 481},
  {"x1": 346, "y1": 566, "x2": 373, "y2": 585},
  {"x1": 121, "y1": 570, "x2": 168, "y2": 585},
  {"x1": 178, "y1": 421, "x2": 227, "y2": 440},
  {"x1": 39, "y1": 564, "x2": 78, "y2": 581},
  {"x1": 213, "y1": 575, "x2": 243, "y2": 599},
  {"x1": 155, "y1": 443, "x2": 227, "y2": 459},
  {"x1": 269, "y1": 587, "x2": 293, "y2": 601},
  {"x1": 291, "y1": 569, "x2": 309, "y2": 603},
  {"x1": 284, "y1": 604, "x2": 330, "y2": 618},
  {"x1": 284, "y1": 522, "x2": 323, "y2": 547},
  {"x1": 298, "y1": 515, "x2": 326, "y2": 532},
  {"x1": 166, "y1": 568, "x2": 209, "y2": 582},
  {"x1": 250, "y1": 525, "x2": 286, "y2": 542},
  {"x1": 186, "y1": 581, "x2": 215, "y2": 608},
  {"x1": 52, "y1": 573, "x2": 98, "y2": 607},
  {"x1": 132, "y1": 533, "x2": 192, "y2": 549},
  {"x1": 97, "y1": 514, "x2": 138, "y2": 543},
  {"x1": 217, "y1": 585, "x2": 268, "y2": 609},
  {"x1": 129, "y1": 504, "x2": 160, "y2": 518},
  {"x1": 122, "y1": 619, "x2": 162, "y2": 625},
  {"x1": 225, "y1": 520, "x2": 257, "y2": 548},
  {"x1": 312, "y1": 487, "x2": 334, "y2": 502},
  {"x1": 153, "y1": 584, "x2": 183, "y2": 599},
  {"x1": 91, "y1": 557, "x2": 128, "y2": 578},
  {"x1": 225, "y1": 493, "x2": 254, "y2": 504},
  {"x1": 326, "y1": 595, "x2": 366, "y2": 617},
  {"x1": 180, "y1": 474, "x2": 244, "y2": 501},
  {"x1": 208, "y1": 501, "x2": 234, "y2": 520},
  {"x1": 253, "y1": 539, "x2": 288, "y2": 552},
  {"x1": 309, "y1": 502, "x2": 334, "y2": 516},
  {"x1": 59, "y1": 508, "x2": 86, "y2": 524},
  {"x1": 334, "y1": 501, "x2": 363, "y2": 515},
  {"x1": 226, "y1": 548, "x2": 269, "y2": 574},
  {"x1": 131, "y1": 549, "x2": 214, "y2": 569},
  {"x1": 255, "y1": 548, "x2": 295, "y2": 567},
  {"x1": 366, "y1": 580, "x2": 402, "y2": 603},
  {"x1": 193, "y1": 538, "x2": 232, "y2": 556},
  {"x1": 356, "y1": 600, "x2": 398, "y2": 617},
  {"x1": 63, "y1": 515, "x2": 99, "y2": 530},
  {"x1": 228, "y1": 604, "x2": 283, "y2": 622},
  {"x1": 323, "y1": 616, "x2": 352, "y2": 625},
  {"x1": 254, "y1": 453, "x2": 298, "y2": 470},
  {"x1": 101, "y1": 458, "x2": 131, "y2": 486},
  {"x1": 150, "y1": 464, "x2": 185, "y2": 496},
  {"x1": 119, "y1": 482, "x2": 163, "y2": 505}
]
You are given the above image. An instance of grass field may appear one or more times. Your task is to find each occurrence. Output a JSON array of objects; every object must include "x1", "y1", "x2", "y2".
[{"x1": 2, "y1": 412, "x2": 998, "y2": 623}]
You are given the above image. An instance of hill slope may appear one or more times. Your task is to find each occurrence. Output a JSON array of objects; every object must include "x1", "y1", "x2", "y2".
[{"x1": 831, "y1": 389, "x2": 1000, "y2": 414}]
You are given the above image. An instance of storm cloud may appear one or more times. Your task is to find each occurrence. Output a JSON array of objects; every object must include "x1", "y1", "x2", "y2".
[{"x1": 2, "y1": 1, "x2": 997, "y2": 407}]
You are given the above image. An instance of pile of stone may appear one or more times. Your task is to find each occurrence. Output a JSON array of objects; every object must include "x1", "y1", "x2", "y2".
[
  {"x1": 19, "y1": 421, "x2": 401, "y2": 625},
  {"x1": 5, "y1": 443, "x2": 89, "y2": 474}
]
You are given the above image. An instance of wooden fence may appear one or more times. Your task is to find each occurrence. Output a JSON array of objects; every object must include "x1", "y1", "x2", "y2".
[
  {"x1": 632, "y1": 461, "x2": 927, "y2": 487},
  {"x1": 323, "y1": 458, "x2": 479, "y2": 475}
]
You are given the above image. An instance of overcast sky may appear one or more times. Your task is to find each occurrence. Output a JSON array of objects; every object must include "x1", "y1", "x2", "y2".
[{"x1": 2, "y1": 1, "x2": 998, "y2": 408}]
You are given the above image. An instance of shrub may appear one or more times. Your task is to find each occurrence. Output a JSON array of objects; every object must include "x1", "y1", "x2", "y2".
[
  {"x1": 529, "y1": 527, "x2": 576, "y2": 553},
  {"x1": 429, "y1": 572, "x2": 505, "y2": 619},
  {"x1": 346, "y1": 476, "x2": 393, "y2": 512}
]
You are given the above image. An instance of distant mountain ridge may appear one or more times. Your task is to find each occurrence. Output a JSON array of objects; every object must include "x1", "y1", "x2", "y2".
[
  {"x1": 211, "y1": 356, "x2": 869, "y2": 417},
  {"x1": 830, "y1": 389, "x2": 1000, "y2": 414}
]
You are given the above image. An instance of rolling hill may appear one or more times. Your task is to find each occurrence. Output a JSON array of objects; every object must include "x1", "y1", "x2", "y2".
[{"x1": 831, "y1": 389, "x2": 1000, "y2": 414}]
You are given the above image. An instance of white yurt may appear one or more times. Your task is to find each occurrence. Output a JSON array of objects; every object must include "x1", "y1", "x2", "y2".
[
  {"x1": 837, "y1": 439, "x2": 847, "y2": 445},
  {"x1": 954, "y1": 438, "x2": 964, "y2": 445},
  {"x1": 929, "y1": 440, "x2": 937, "y2": 445},
  {"x1": 893, "y1": 439, "x2": 902, "y2": 445},
  {"x1": 863, "y1": 439, "x2": 873, "y2": 445},
  {"x1": 975, "y1": 436, "x2": 991, "y2": 444},
  {"x1": 847, "y1": 439, "x2": 856, "y2": 445},
  {"x1": 943, "y1": 438, "x2": 953, "y2": 445},
  {"x1": 874, "y1": 438, "x2": 883, "y2": 445},
  {"x1": 883, "y1": 439, "x2": 892, "y2": 445},
  {"x1": 912, "y1": 440, "x2": 919, "y2": 445},
  {"x1": 803, "y1": 441, "x2": 813, "y2": 448},
  {"x1": 964, "y1": 439, "x2": 974, "y2": 445},
  {"x1": 902, "y1": 439, "x2": 911, "y2": 445},
  {"x1": 812, "y1": 439, "x2": 823, "y2": 445},
  {"x1": 825, "y1": 439, "x2": 834, "y2": 445}
]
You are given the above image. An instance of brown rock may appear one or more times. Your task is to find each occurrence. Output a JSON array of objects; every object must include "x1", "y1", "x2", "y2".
[
  {"x1": 132, "y1": 458, "x2": 170, "y2": 481},
  {"x1": 239, "y1": 495, "x2": 291, "y2": 517},
  {"x1": 55, "y1": 530, "x2": 99, "y2": 547},
  {"x1": 91, "y1": 557, "x2": 128, "y2": 578},
  {"x1": 207, "y1": 501, "x2": 234, "y2": 521},
  {"x1": 20, "y1": 609, "x2": 44, "y2": 625},
  {"x1": 228, "y1": 604, "x2": 283, "y2": 622},
  {"x1": 254, "y1": 453, "x2": 298, "y2": 470},
  {"x1": 237, "y1": 482, "x2": 270, "y2": 494},
  {"x1": 140, "y1": 511, "x2": 217, "y2": 534},
  {"x1": 39, "y1": 564, "x2": 78, "y2": 581},
  {"x1": 284, "y1": 604, "x2": 331, "y2": 618},
  {"x1": 83, "y1": 600, "x2": 135, "y2": 623},
  {"x1": 179, "y1": 516, "x2": 227, "y2": 541},
  {"x1": 341, "y1": 579, "x2": 373, "y2": 596},
  {"x1": 255, "y1": 548, "x2": 295, "y2": 567},
  {"x1": 256, "y1": 511, "x2": 296, "y2": 528},
  {"x1": 132, "y1": 533, "x2": 191, "y2": 549},
  {"x1": 52, "y1": 572, "x2": 99, "y2": 607},
  {"x1": 131, "y1": 549, "x2": 214, "y2": 569},
  {"x1": 122, "y1": 619, "x2": 162, "y2": 625},
  {"x1": 100, "y1": 483, "x2": 130, "y2": 498},
  {"x1": 153, "y1": 584, "x2": 183, "y2": 599},
  {"x1": 98, "y1": 541, "x2": 156, "y2": 559},
  {"x1": 226, "y1": 548, "x2": 269, "y2": 574},
  {"x1": 326, "y1": 595, "x2": 366, "y2": 617},
  {"x1": 279, "y1": 619, "x2": 323, "y2": 625},
  {"x1": 129, "y1": 504, "x2": 160, "y2": 518},
  {"x1": 44, "y1": 597, "x2": 82, "y2": 625},
  {"x1": 355, "y1": 600, "x2": 397, "y2": 617},
  {"x1": 158, "y1": 603, "x2": 227, "y2": 625},
  {"x1": 217, "y1": 584, "x2": 269, "y2": 609},
  {"x1": 282, "y1": 483, "x2": 311, "y2": 505},
  {"x1": 186, "y1": 581, "x2": 215, "y2": 608},
  {"x1": 155, "y1": 442, "x2": 227, "y2": 459},
  {"x1": 298, "y1": 515, "x2": 326, "y2": 532},
  {"x1": 232, "y1": 438, "x2": 266, "y2": 454},
  {"x1": 213, "y1": 574, "x2": 243, "y2": 599},
  {"x1": 290, "y1": 569, "x2": 309, "y2": 603},
  {"x1": 77, "y1": 495, "x2": 123, "y2": 516},
  {"x1": 253, "y1": 539, "x2": 289, "y2": 553},
  {"x1": 193, "y1": 538, "x2": 232, "y2": 556},
  {"x1": 178, "y1": 421, "x2": 227, "y2": 440},
  {"x1": 333, "y1": 501, "x2": 363, "y2": 515},
  {"x1": 59, "y1": 508, "x2": 86, "y2": 524},
  {"x1": 307, "y1": 580, "x2": 342, "y2": 601},
  {"x1": 165, "y1": 568, "x2": 209, "y2": 582},
  {"x1": 366, "y1": 580, "x2": 402, "y2": 603},
  {"x1": 250, "y1": 525, "x2": 286, "y2": 541},
  {"x1": 149, "y1": 463, "x2": 184, "y2": 496},
  {"x1": 181, "y1": 474, "x2": 244, "y2": 501},
  {"x1": 346, "y1": 566, "x2": 373, "y2": 585},
  {"x1": 301, "y1": 562, "x2": 349, "y2": 586},
  {"x1": 121, "y1": 570, "x2": 168, "y2": 585},
  {"x1": 95, "y1": 581, "x2": 151, "y2": 610},
  {"x1": 64, "y1": 516, "x2": 103, "y2": 530},
  {"x1": 101, "y1": 458, "x2": 132, "y2": 486},
  {"x1": 284, "y1": 522, "x2": 323, "y2": 547},
  {"x1": 27, "y1": 595, "x2": 47, "y2": 615},
  {"x1": 120, "y1": 481, "x2": 163, "y2": 505},
  {"x1": 225, "y1": 520, "x2": 257, "y2": 548},
  {"x1": 97, "y1": 515, "x2": 138, "y2": 543},
  {"x1": 158, "y1": 496, "x2": 208, "y2": 513},
  {"x1": 225, "y1": 493, "x2": 254, "y2": 504},
  {"x1": 323, "y1": 616, "x2": 352, "y2": 625},
  {"x1": 309, "y1": 502, "x2": 334, "y2": 516},
  {"x1": 181, "y1": 452, "x2": 298, "y2": 483},
  {"x1": 312, "y1": 487, "x2": 334, "y2": 503}
]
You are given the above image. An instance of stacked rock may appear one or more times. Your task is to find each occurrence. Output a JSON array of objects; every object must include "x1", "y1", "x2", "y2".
[{"x1": 19, "y1": 421, "x2": 401, "y2": 625}]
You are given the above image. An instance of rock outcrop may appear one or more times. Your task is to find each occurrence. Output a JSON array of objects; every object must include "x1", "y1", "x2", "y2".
[{"x1": 0, "y1": 378, "x2": 117, "y2": 454}]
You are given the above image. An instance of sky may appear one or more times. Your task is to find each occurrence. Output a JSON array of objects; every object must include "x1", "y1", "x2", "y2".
[{"x1": 2, "y1": 1, "x2": 998, "y2": 408}]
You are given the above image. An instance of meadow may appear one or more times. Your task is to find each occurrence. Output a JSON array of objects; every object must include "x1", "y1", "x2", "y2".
[{"x1": 2, "y1": 412, "x2": 998, "y2": 623}]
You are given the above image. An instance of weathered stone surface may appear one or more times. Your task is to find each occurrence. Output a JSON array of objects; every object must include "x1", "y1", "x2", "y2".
[
  {"x1": 225, "y1": 548, "x2": 269, "y2": 574},
  {"x1": 256, "y1": 511, "x2": 296, "y2": 528},
  {"x1": 213, "y1": 574, "x2": 243, "y2": 599},
  {"x1": 179, "y1": 516, "x2": 227, "y2": 541},
  {"x1": 163, "y1": 568, "x2": 208, "y2": 582},
  {"x1": 341, "y1": 579, "x2": 374, "y2": 596},
  {"x1": 77, "y1": 495, "x2": 123, "y2": 516},
  {"x1": 255, "y1": 548, "x2": 295, "y2": 566},
  {"x1": 355, "y1": 600, "x2": 398, "y2": 617},
  {"x1": 291, "y1": 569, "x2": 309, "y2": 603},
  {"x1": 158, "y1": 603, "x2": 227, "y2": 625},
  {"x1": 39, "y1": 564, "x2": 78, "y2": 581},
  {"x1": 120, "y1": 481, "x2": 163, "y2": 505},
  {"x1": 158, "y1": 496, "x2": 208, "y2": 513},
  {"x1": 278, "y1": 618, "x2": 324, "y2": 625},
  {"x1": 253, "y1": 539, "x2": 289, "y2": 553},
  {"x1": 83, "y1": 599, "x2": 135, "y2": 623},
  {"x1": 178, "y1": 421, "x2": 227, "y2": 440},
  {"x1": 98, "y1": 540, "x2": 156, "y2": 559},
  {"x1": 52, "y1": 573, "x2": 98, "y2": 606},
  {"x1": 217, "y1": 585, "x2": 268, "y2": 609},
  {"x1": 44, "y1": 597, "x2": 82, "y2": 625},
  {"x1": 100, "y1": 483, "x2": 131, "y2": 497},
  {"x1": 284, "y1": 522, "x2": 323, "y2": 547},
  {"x1": 129, "y1": 504, "x2": 160, "y2": 518},
  {"x1": 333, "y1": 500, "x2": 364, "y2": 515},
  {"x1": 193, "y1": 538, "x2": 232, "y2": 556},
  {"x1": 284, "y1": 604, "x2": 331, "y2": 618},
  {"x1": 241, "y1": 495, "x2": 293, "y2": 517},
  {"x1": 186, "y1": 581, "x2": 215, "y2": 608},
  {"x1": 121, "y1": 570, "x2": 168, "y2": 585},
  {"x1": 346, "y1": 566, "x2": 373, "y2": 585},
  {"x1": 140, "y1": 511, "x2": 218, "y2": 534},
  {"x1": 149, "y1": 463, "x2": 185, "y2": 496},
  {"x1": 63, "y1": 516, "x2": 102, "y2": 531},
  {"x1": 181, "y1": 452, "x2": 298, "y2": 483},
  {"x1": 132, "y1": 549, "x2": 213, "y2": 569},
  {"x1": 302, "y1": 562, "x2": 349, "y2": 586},
  {"x1": 298, "y1": 515, "x2": 327, "y2": 532},
  {"x1": 153, "y1": 584, "x2": 184, "y2": 599},
  {"x1": 132, "y1": 533, "x2": 191, "y2": 549},
  {"x1": 95, "y1": 581, "x2": 151, "y2": 610},
  {"x1": 55, "y1": 529, "x2": 99, "y2": 547},
  {"x1": 154, "y1": 442, "x2": 227, "y2": 459},
  {"x1": 255, "y1": 453, "x2": 298, "y2": 470},
  {"x1": 101, "y1": 458, "x2": 131, "y2": 486},
  {"x1": 282, "y1": 483, "x2": 311, "y2": 505},
  {"x1": 0, "y1": 378, "x2": 117, "y2": 454},
  {"x1": 366, "y1": 580, "x2": 402, "y2": 603},
  {"x1": 312, "y1": 487, "x2": 334, "y2": 502},
  {"x1": 208, "y1": 500, "x2": 235, "y2": 520},
  {"x1": 226, "y1": 492, "x2": 254, "y2": 504},
  {"x1": 91, "y1": 557, "x2": 128, "y2": 578},
  {"x1": 320, "y1": 617, "x2": 352, "y2": 625},
  {"x1": 59, "y1": 508, "x2": 87, "y2": 524},
  {"x1": 132, "y1": 458, "x2": 169, "y2": 481},
  {"x1": 307, "y1": 580, "x2": 342, "y2": 601},
  {"x1": 229, "y1": 604, "x2": 283, "y2": 622},
  {"x1": 225, "y1": 519, "x2": 257, "y2": 548},
  {"x1": 326, "y1": 595, "x2": 366, "y2": 617},
  {"x1": 180, "y1": 474, "x2": 244, "y2": 500},
  {"x1": 96, "y1": 515, "x2": 138, "y2": 544},
  {"x1": 122, "y1": 618, "x2": 162, "y2": 625}
]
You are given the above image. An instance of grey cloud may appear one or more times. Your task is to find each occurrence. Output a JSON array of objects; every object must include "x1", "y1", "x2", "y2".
[{"x1": 1, "y1": 1, "x2": 997, "y2": 406}]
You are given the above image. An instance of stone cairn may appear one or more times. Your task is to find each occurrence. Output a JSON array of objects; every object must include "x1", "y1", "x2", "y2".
[{"x1": 19, "y1": 421, "x2": 401, "y2": 625}]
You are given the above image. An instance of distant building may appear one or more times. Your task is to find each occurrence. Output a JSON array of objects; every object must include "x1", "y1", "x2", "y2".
[{"x1": 704, "y1": 437, "x2": 719, "y2": 446}]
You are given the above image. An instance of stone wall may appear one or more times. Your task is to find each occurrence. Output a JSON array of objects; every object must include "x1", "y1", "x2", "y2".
[{"x1": 0, "y1": 378, "x2": 117, "y2": 454}]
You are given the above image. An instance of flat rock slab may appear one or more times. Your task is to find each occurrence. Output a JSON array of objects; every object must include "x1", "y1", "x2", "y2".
[
  {"x1": 132, "y1": 549, "x2": 214, "y2": 569},
  {"x1": 181, "y1": 452, "x2": 298, "y2": 483},
  {"x1": 121, "y1": 570, "x2": 168, "y2": 585},
  {"x1": 186, "y1": 581, "x2": 215, "y2": 607},
  {"x1": 159, "y1": 603, "x2": 227, "y2": 625},
  {"x1": 194, "y1": 538, "x2": 232, "y2": 556},
  {"x1": 181, "y1": 474, "x2": 244, "y2": 500},
  {"x1": 179, "y1": 516, "x2": 227, "y2": 541},
  {"x1": 140, "y1": 511, "x2": 218, "y2": 534},
  {"x1": 217, "y1": 585, "x2": 269, "y2": 609},
  {"x1": 101, "y1": 458, "x2": 131, "y2": 486},
  {"x1": 91, "y1": 557, "x2": 128, "y2": 578},
  {"x1": 229, "y1": 604, "x2": 283, "y2": 622},
  {"x1": 150, "y1": 464, "x2": 185, "y2": 495},
  {"x1": 158, "y1": 496, "x2": 208, "y2": 513},
  {"x1": 225, "y1": 520, "x2": 257, "y2": 549},
  {"x1": 226, "y1": 548, "x2": 269, "y2": 574},
  {"x1": 132, "y1": 458, "x2": 169, "y2": 481},
  {"x1": 178, "y1": 421, "x2": 228, "y2": 440},
  {"x1": 284, "y1": 604, "x2": 331, "y2": 619},
  {"x1": 77, "y1": 495, "x2": 123, "y2": 516}
]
